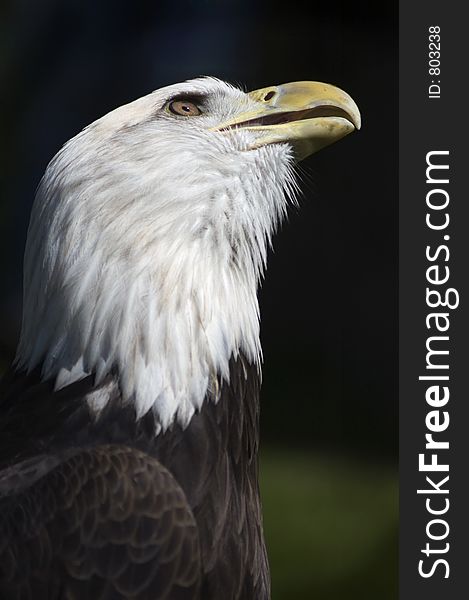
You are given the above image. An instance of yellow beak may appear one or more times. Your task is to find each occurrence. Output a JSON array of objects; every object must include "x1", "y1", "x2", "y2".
[{"x1": 216, "y1": 81, "x2": 361, "y2": 160}]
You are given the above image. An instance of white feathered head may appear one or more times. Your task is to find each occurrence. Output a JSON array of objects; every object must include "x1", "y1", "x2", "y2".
[{"x1": 16, "y1": 77, "x2": 360, "y2": 429}]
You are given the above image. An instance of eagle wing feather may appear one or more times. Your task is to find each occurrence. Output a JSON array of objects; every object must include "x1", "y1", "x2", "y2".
[{"x1": 0, "y1": 445, "x2": 202, "y2": 600}]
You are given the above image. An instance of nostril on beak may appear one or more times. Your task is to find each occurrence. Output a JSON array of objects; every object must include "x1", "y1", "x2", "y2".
[{"x1": 263, "y1": 90, "x2": 277, "y2": 102}]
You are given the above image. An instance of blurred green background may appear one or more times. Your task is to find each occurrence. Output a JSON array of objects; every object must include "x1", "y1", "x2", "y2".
[
  {"x1": 0, "y1": 0, "x2": 397, "y2": 597},
  {"x1": 261, "y1": 450, "x2": 397, "y2": 599}
]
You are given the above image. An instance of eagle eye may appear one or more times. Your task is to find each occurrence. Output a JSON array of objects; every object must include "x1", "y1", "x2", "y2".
[{"x1": 167, "y1": 99, "x2": 202, "y2": 117}]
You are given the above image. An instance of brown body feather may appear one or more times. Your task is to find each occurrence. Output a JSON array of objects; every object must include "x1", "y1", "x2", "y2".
[{"x1": 0, "y1": 356, "x2": 269, "y2": 599}]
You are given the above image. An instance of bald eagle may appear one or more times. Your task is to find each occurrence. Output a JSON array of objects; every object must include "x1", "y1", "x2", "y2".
[{"x1": 0, "y1": 77, "x2": 360, "y2": 599}]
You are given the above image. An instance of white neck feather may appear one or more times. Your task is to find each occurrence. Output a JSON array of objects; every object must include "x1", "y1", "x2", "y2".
[{"x1": 16, "y1": 89, "x2": 297, "y2": 430}]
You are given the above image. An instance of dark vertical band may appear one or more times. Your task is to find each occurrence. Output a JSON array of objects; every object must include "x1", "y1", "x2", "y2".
[{"x1": 400, "y1": 2, "x2": 469, "y2": 597}]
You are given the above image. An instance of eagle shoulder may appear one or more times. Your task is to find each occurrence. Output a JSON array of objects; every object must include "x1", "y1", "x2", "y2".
[{"x1": 0, "y1": 445, "x2": 202, "y2": 600}]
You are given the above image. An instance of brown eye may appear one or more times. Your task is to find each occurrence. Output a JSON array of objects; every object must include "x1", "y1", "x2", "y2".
[{"x1": 168, "y1": 100, "x2": 202, "y2": 117}]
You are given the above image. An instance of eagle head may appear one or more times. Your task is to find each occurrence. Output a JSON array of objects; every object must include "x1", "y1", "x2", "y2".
[{"x1": 16, "y1": 77, "x2": 360, "y2": 430}]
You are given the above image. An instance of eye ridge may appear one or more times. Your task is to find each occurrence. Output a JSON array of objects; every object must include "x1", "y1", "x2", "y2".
[{"x1": 168, "y1": 98, "x2": 202, "y2": 117}]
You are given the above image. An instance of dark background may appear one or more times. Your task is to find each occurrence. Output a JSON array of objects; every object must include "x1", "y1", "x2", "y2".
[{"x1": 0, "y1": 1, "x2": 397, "y2": 598}]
